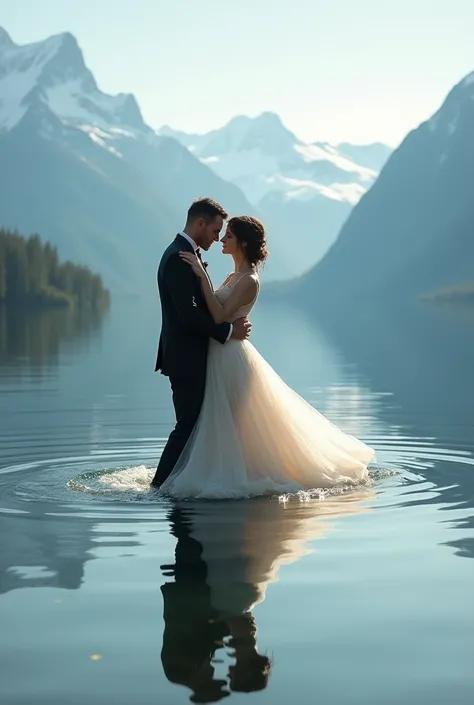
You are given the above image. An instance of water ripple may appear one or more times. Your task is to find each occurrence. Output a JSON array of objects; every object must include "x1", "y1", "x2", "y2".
[{"x1": 1, "y1": 429, "x2": 472, "y2": 523}]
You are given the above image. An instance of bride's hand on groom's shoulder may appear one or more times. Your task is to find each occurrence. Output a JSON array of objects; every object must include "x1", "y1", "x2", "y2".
[{"x1": 179, "y1": 251, "x2": 206, "y2": 280}]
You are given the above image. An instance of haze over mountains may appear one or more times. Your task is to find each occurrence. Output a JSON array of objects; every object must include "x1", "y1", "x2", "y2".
[
  {"x1": 160, "y1": 117, "x2": 391, "y2": 276},
  {"x1": 286, "y1": 69, "x2": 474, "y2": 307},
  {"x1": 0, "y1": 27, "x2": 256, "y2": 293},
  {"x1": 0, "y1": 27, "x2": 391, "y2": 293},
  {"x1": 0, "y1": 26, "x2": 471, "y2": 306}
]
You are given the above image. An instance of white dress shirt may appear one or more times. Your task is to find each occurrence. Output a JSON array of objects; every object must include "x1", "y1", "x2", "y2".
[
  {"x1": 179, "y1": 231, "x2": 198, "y2": 251},
  {"x1": 178, "y1": 231, "x2": 233, "y2": 341}
]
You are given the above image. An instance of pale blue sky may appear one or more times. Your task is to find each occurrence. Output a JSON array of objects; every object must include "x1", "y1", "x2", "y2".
[{"x1": 1, "y1": 0, "x2": 472, "y2": 146}]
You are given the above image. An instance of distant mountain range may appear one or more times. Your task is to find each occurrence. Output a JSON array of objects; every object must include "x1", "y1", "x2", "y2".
[
  {"x1": 3, "y1": 26, "x2": 468, "y2": 307},
  {"x1": 0, "y1": 28, "x2": 257, "y2": 294},
  {"x1": 279, "y1": 69, "x2": 474, "y2": 307},
  {"x1": 0, "y1": 26, "x2": 391, "y2": 293},
  {"x1": 159, "y1": 117, "x2": 391, "y2": 278}
]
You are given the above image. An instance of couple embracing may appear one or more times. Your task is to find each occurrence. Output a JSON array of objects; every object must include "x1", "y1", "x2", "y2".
[{"x1": 151, "y1": 197, "x2": 374, "y2": 499}]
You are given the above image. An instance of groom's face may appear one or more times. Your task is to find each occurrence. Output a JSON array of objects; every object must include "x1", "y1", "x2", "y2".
[{"x1": 196, "y1": 215, "x2": 224, "y2": 250}]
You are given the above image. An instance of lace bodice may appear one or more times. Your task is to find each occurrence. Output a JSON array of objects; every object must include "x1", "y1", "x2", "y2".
[{"x1": 215, "y1": 272, "x2": 260, "y2": 322}]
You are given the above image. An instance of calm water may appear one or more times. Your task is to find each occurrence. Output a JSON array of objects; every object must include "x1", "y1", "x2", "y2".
[{"x1": 0, "y1": 299, "x2": 473, "y2": 705}]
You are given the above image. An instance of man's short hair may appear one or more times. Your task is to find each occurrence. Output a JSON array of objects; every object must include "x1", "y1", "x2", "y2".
[{"x1": 186, "y1": 197, "x2": 228, "y2": 224}]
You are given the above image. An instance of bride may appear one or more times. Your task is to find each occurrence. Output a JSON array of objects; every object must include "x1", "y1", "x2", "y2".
[{"x1": 159, "y1": 215, "x2": 375, "y2": 499}]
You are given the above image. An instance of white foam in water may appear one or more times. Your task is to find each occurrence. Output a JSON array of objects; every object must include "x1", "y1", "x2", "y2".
[
  {"x1": 71, "y1": 463, "x2": 398, "y2": 499},
  {"x1": 97, "y1": 465, "x2": 154, "y2": 492},
  {"x1": 277, "y1": 467, "x2": 400, "y2": 504}
]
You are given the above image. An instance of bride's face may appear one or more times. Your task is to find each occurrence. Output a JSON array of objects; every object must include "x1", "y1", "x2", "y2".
[{"x1": 221, "y1": 227, "x2": 241, "y2": 256}]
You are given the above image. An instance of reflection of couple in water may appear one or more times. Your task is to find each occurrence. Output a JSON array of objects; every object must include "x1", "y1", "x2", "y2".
[
  {"x1": 159, "y1": 493, "x2": 372, "y2": 702},
  {"x1": 160, "y1": 505, "x2": 270, "y2": 701}
]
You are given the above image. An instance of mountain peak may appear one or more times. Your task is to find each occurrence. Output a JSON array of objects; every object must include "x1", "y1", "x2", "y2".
[
  {"x1": 196, "y1": 111, "x2": 298, "y2": 160},
  {"x1": 226, "y1": 111, "x2": 291, "y2": 134},
  {"x1": 427, "y1": 66, "x2": 474, "y2": 139},
  {"x1": 461, "y1": 70, "x2": 474, "y2": 88},
  {"x1": 114, "y1": 93, "x2": 145, "y2": 129},
  {"x1": 255, "y1": 111, "x2": 285, "y2": 125},
  {"x1": 38, "y1": 31, "x2": 96, "y2": 91},
  {"x1": 0, "y1": 26, "x2": 13, "y2": 47},
  {"x1": 0, "y1": 28, "x2": 147, "y2": 134},
  {"x1": 47, "y1": 30, "x2": 84, "y2": 61}
]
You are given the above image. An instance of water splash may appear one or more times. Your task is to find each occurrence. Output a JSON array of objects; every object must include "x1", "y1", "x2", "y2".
[{"x1": 69, "y1": 464, "x2": 154, "y2": 495}]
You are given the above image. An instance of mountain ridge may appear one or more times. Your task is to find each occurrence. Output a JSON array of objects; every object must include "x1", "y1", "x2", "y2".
[
  {"x1": 158, "y1": 114, "x2": 392, "y2": 278},
  {"x1": 0, "y1": 27, "x2": 263, "y2": 293},
  {"x1": 283, "y1": 68, "x2": 474, "y2": 307}
]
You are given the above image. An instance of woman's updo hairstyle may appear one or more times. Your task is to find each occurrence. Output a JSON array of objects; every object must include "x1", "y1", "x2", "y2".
[{"x1": 227, "y1": 215, "x2": 268, "y2": 268}]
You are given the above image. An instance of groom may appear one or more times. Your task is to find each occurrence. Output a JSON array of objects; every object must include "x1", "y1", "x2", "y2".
[{"x1": 151, "y1": 197, "x2": 251, "y2": 488}]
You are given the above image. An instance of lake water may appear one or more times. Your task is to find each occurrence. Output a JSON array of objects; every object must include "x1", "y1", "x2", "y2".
[{"x1": 1, "y1": 298, "x2": 473, "y2": 705}]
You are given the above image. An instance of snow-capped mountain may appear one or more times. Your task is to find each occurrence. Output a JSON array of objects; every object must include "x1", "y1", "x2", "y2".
[
  {"x1": 0, "y1": 26, "x2": 395, "y2": 289},
  {"x1": 335, "y1": 142, "x2": 394, "y2": 172},
  {"x1": 290, "y1": 68, "x2": 474, "y2": 305},
  {"x1": 159, "y1": 115, "x2": 391, "y2": 275},
  {"x1": 159, "y1": 112, "x2": 386, "y2": 205},
  {"x1": 0, "y1": 28, "x2": 145, "y2": 135},
  {"x1": 0, "y1": 28, "x2": 259, "y2": 292}
]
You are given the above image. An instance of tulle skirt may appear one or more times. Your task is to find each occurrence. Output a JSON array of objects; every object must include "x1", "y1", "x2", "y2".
[{"x1": 159, "y1": 339, "x2": 375, "y2": 499}]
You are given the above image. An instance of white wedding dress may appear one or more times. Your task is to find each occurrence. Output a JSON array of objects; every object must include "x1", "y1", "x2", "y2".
[{"x1": 160, "y1": 273, "x2": 375, "y2": 499}]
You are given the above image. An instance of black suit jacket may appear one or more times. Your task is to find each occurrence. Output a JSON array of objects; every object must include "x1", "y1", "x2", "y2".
[{"x1": 155, "y1": 235, "x2": 231, "y2": 377}]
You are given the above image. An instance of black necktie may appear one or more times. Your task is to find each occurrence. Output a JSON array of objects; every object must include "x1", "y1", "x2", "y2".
[{"x1": 196, "y1": 249, "x2": 208, "y2": 268}]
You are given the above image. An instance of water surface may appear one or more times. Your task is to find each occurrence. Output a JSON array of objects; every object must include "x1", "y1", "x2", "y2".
[{"x1": 0, "y1": 300, "x2": 473, "y2": 704}]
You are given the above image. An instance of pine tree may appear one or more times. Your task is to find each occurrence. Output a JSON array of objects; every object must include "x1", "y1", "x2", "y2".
[{"x1": 0, "y1": 228, "x2": 109, "y2": 310}]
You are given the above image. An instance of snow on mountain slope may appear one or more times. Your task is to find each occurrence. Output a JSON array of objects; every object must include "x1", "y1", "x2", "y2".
[
  {"x1": 0, "y1": 28, "x2": 145, "y2": 136},
  {"x1": 0, "y1": 26, "x2": 392, "y2": 283},
  {"x1": 158, "y1": 115, "x2": 392, "y2": 277},
  {"x1": 292, "y1": 66, "x2": 474, "y2": 304},
  {"x1": 158, "y1": 113, "x2": 386, "y2": 206},
  {"x1": 0, "y1": 27, "x2": 263, "y2": 291},
  {"x1": 335, "y1": 141, "x2": 392, "y2": 171},
  {"x1": 0, "y1": 26, "x2": 264, "y2": 230}
]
